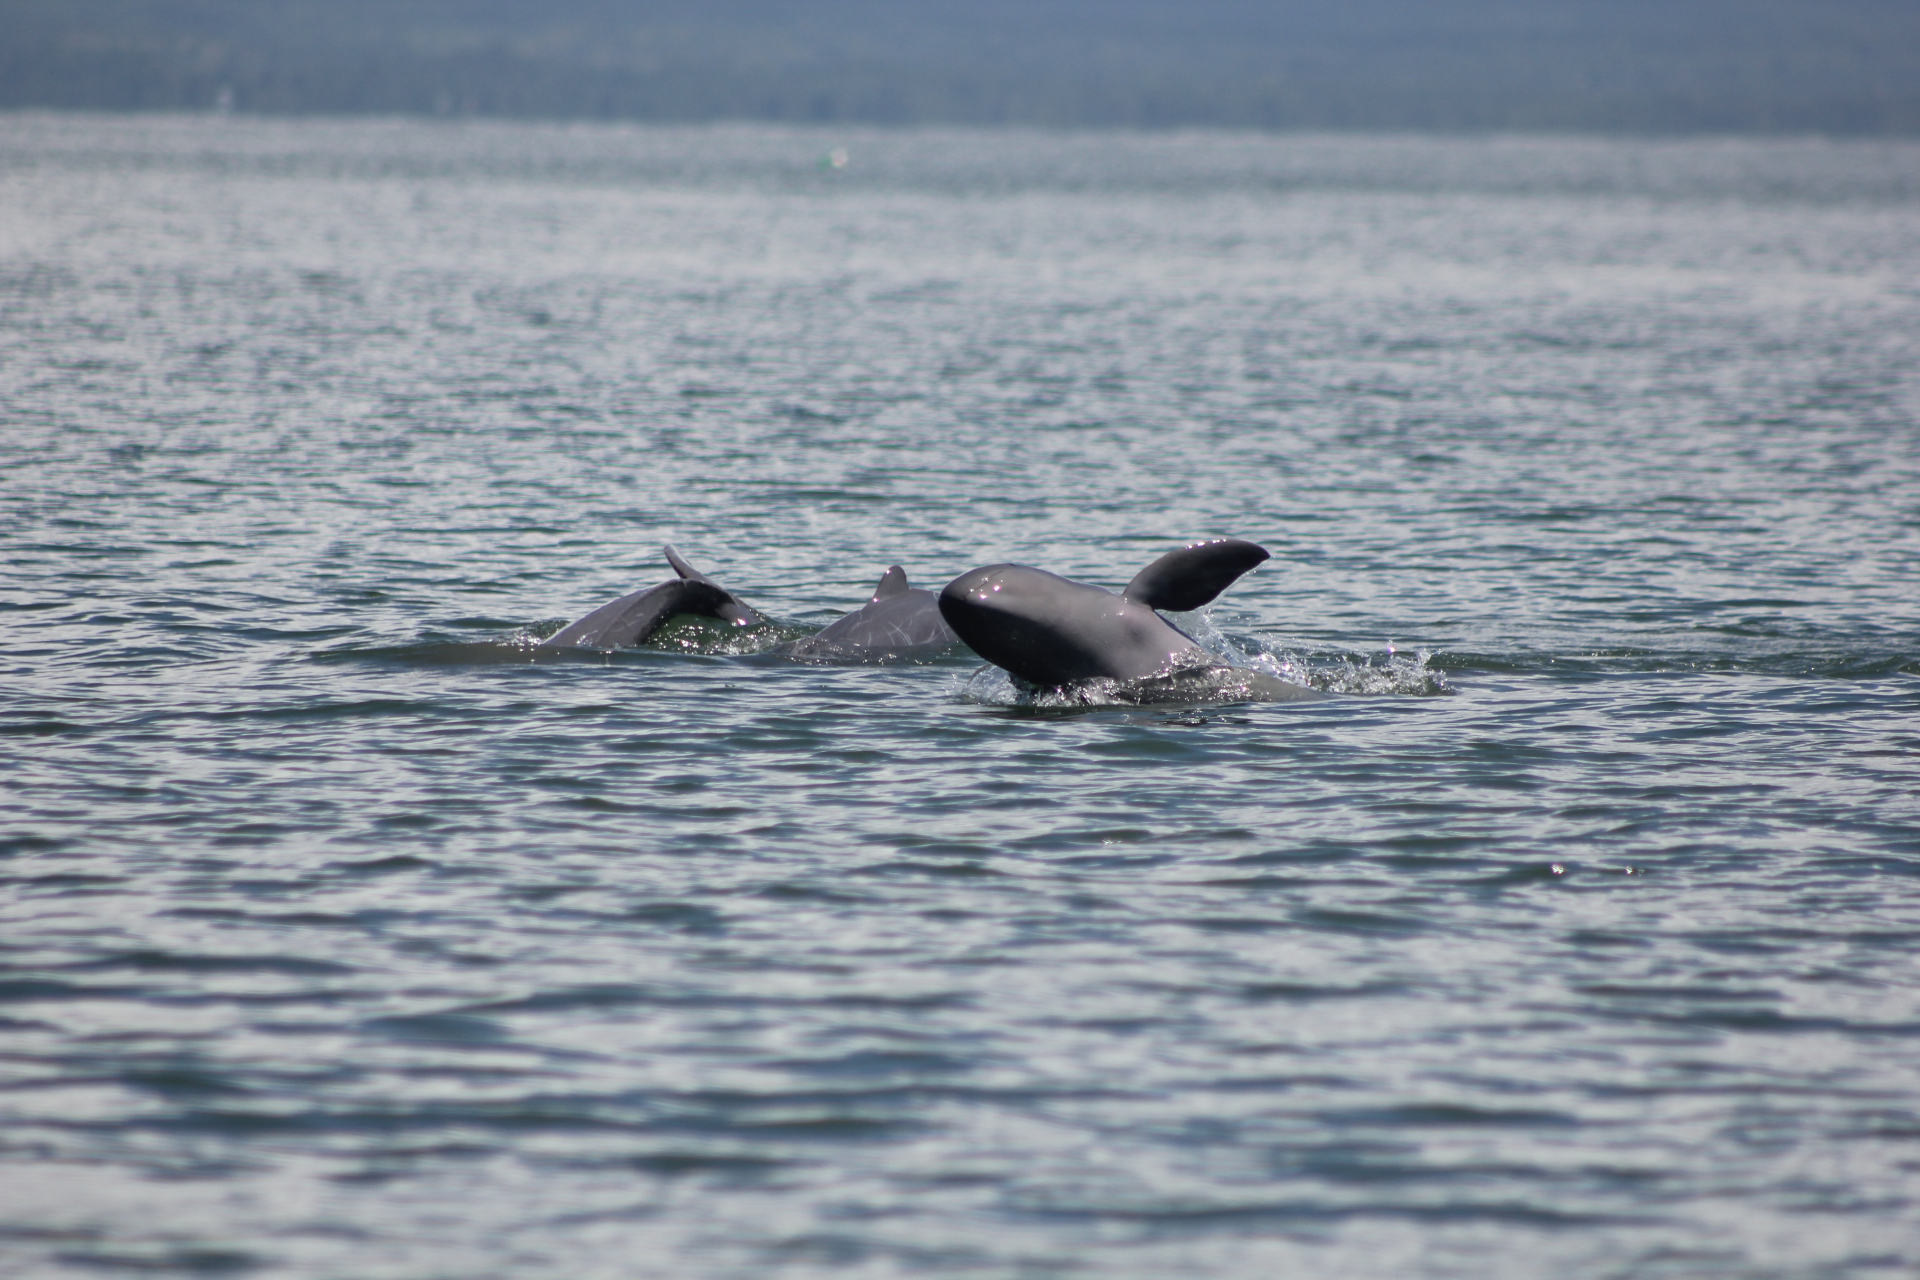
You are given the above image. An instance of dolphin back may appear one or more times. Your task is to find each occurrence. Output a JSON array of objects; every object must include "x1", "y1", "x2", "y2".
[
  {"x1": 541, "y1": 544, "x2": 765, "y2": 648},
  {"x1": 940, "y1": 564, "x2": 1204, "y2": 685},
  {"x1": 791, "y1": 567, "x2": 959, "y2": 661},
  {"x1": 1121, "y1": 538, "x2": 1270, "y2": 613},
  {"x1": 540, "y1": 579, "x2": 733, "y2": 649}
]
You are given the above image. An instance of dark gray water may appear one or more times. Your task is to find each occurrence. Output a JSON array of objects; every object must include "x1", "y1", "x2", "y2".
[{"x1": 3, "y1": 114, "x2": 1919, "y2": 1278}]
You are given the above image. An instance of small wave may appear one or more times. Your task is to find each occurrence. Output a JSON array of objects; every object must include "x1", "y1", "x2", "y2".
[
  {"x1": 315, "y1": 616, "x2": 806, "y2": 666},
  {"x1": 315, "y1": 613, "x2": 1450, "y2": 698},
  {"x1": 1189, "y1": 613, "x2": 1451, "y2": 696},
  {"x1": 313, "y1": 638, "x2": 559, "y2": 667},
  {"x1": 1302, "y1": 648, "x2": 1453, "y2": 697},
  {"x1": 516, "y1": 614, "x2": 806, "y2": 658},
  {"x1": 955, "y1": 660, "x2": 1313, "y2": 709},
  {"x1": 642, "y1": 615, "x2": 808, "y2": 657},
  {"x1": 953, "y1": 619, "x2": 1450, "y2": 708}
]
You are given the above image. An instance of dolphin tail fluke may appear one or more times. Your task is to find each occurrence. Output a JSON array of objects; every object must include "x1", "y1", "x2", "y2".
[{"x1": 1122, "y1": 538, "x2": 1270, "y2": 612}]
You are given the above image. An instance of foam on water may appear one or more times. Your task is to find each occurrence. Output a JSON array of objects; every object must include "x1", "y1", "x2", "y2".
[{"x1": 951, "y1": 622, "x2": 1448, "y2": 708}]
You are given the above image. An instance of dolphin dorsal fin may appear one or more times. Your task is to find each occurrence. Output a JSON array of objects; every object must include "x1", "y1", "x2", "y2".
[
  {"x1": 870, "y1": 566, "x2": 911, "y2": 603},
  {"x1": 662, "y1": 545, "x2": 764, "y2": 625},
  {"x1": 1122, "y1": 538, "x2": 1271, "y2": 612},
  {"x1": 664, "y1": 545, "x2": 708, "y2": 583}
]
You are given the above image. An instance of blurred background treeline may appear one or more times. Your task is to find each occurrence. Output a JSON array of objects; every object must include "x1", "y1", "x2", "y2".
[{"x1": 3, "y1": 0, "x2": 1918, "y2": 134}]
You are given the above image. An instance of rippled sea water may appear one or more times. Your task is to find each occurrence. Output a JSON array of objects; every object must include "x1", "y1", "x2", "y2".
[{"x1": 3, "y1": 114, "x2": 1920, "y2": 1278}]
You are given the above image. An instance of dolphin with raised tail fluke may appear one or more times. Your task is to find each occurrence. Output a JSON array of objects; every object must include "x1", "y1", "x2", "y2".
[{"x1": 938, "y1": 538, "x2": 1325, "y2": 701}]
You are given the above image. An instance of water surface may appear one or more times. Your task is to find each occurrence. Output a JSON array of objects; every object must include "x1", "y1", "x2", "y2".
[{"x1": 3, "y1": 115, "x2": 1919, "y2": 1278}]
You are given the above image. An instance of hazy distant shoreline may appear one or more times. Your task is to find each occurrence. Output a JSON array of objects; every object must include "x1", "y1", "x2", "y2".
[
  {"x1": 8, "y1": 113, "x2": 1916, "y2": 208},
  {"x1": 5, "y1": 0, "x2": 1918, "y2": 137}
]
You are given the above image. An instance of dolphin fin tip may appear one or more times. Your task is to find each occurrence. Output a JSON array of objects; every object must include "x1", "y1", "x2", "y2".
[{"x1": 664, "y1": 545, "x2": 704, "y2": 582}]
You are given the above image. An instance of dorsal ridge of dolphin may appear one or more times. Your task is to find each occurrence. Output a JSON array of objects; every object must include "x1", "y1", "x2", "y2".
[
  {"x1": 1121, "y1": 538, "x2": 1271, "y2": 613},
  {"x1": 788, "y1": 564, "x2": 958, "y2": 662}
]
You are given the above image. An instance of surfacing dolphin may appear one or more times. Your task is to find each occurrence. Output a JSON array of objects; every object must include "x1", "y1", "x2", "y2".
[
  {"x1": 540, "y1": 546, "x2": 765, "y2": 649},
  {"x1": 938, "y1": 538, "x2": 1326, "y2": 702},
  {"x1": 789, "y1": 566, "x2": 959, "y2": 662}
]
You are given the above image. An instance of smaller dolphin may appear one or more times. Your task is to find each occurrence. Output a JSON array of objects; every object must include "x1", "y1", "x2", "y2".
[
  {"x1": 938, "y1": 538, "x2": 1324, "y2": 701},
  {"x1": 790, "y1": 566, "x2": 959, "y2": 662},
  {"x1": 541, "y1": 546, "x2": 765, "y2": 649}
]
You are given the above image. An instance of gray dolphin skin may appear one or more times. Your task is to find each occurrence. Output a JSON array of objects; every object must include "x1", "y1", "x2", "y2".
[
  {"x1": 540, "y1": 546, "x2": 765, "y2": 649},
  {"x1": 789, "y1": 566, "x2": 960, "y2": 662},
  {"x1": 938, "y1": 538, "x2": 1326, "y2": 701}
]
